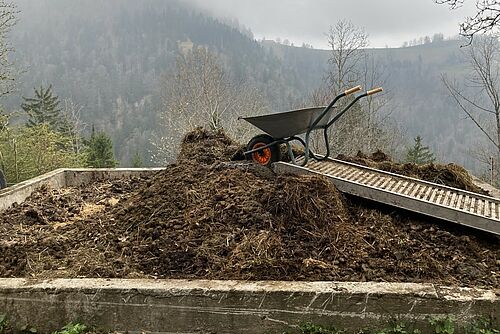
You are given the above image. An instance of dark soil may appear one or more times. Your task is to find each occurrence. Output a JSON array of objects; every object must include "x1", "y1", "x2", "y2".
[{"x1": 0, "y1": 128, "x2": 499, "y2": 288}]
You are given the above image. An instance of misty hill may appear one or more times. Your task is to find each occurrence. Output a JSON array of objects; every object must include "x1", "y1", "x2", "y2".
[
  {"x1": 8, "y1": 0, "x2": 308, "y2": 164},
  {"x1": 5, "y1": 0, "x2": 486, "y2": 174}
]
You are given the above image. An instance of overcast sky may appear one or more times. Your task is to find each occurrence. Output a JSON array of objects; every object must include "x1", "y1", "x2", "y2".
[{"x1": 185, "y1": 0, "x2": 476, "y2": 48}]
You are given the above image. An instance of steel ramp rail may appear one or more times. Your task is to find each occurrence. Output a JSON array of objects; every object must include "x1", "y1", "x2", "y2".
[{"x1": 273, "y1": 157, "x2": 500, "y2": 236}]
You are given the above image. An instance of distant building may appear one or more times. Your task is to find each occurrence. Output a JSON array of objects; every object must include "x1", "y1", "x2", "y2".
[{"x1": 178, "y1": 38, "x2": 194, "y2": 55}]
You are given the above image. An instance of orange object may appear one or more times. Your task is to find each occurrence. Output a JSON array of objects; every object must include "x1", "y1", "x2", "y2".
[{"x1": 251, "y1": 143, "x2": 272, "y2": 165}]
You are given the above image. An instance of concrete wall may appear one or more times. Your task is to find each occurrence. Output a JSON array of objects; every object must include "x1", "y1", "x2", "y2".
[
  {"x1": 64, "y1": 168, "x2": 163, "y2": 187},
  {"x1": 0, "y1": 168, "x2": 162, "y2": 211},
  {"x1": 0, "y1": 169, "x2": 66, "y2": 211},
  {"x1": 0, "y1": 279, "x2": 498, "y2": 334}
]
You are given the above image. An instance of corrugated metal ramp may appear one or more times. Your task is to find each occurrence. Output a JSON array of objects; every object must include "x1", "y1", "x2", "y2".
[{"x1": 273, "y1": 157, "x2": 500, "y2": 236}]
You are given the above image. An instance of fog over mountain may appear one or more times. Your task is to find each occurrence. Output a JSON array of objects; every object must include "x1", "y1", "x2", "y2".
[{"x1": 185, "y1": 0, "x2": 476, "y2": 48}]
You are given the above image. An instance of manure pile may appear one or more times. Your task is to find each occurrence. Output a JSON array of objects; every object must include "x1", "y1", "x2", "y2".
[
  {"x1": 0, "y1": 128, "x2": 499, "y2": 288},
  {"x1": 337, "y1": 150, "x2": 487, "y2": 194}
]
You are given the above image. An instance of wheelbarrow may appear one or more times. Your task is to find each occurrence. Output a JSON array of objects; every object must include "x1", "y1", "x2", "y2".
[{"x1": 241, "y1": 85, "x2": 383, "y2": 167}]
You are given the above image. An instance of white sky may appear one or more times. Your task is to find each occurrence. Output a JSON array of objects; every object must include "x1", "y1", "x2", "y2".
[{"x1": 185, "y1": 0, "x2": 477, "y2": 48}]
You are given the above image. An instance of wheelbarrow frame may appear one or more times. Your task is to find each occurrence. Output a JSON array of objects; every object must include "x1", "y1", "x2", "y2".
[{"x1": 242, "y1": 86, "x2": 383, "y2": 166}]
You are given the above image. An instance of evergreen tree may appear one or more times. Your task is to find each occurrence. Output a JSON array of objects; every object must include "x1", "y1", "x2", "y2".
[
  {"x1": 131, "y1": 151, "x2": 143, "y2": 168},
  {"x1": 86, "y1": 126, "x2": 118, "y2": 168},
  {"x1": 405, "y1": 136, "x2": 436, "y2": 164},
  {"x1": 21, "y1": 85, "x2": 62, "y2": 130}
]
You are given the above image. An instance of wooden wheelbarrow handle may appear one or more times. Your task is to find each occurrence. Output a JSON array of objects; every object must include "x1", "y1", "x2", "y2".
[
  {"x1": 366, "y1": 87, "x2": 383, "y2": 95},
  {"x1": 344, "y1": 85, "x2": 362, "y2": 95}
]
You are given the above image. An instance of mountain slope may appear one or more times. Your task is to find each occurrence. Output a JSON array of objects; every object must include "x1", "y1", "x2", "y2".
[
  {"x1": 5, "y1": 0, "x2": 487, "y2": 174},
  {"x1": 8, "y1": 0, "x2": 307, "y2": 164}
]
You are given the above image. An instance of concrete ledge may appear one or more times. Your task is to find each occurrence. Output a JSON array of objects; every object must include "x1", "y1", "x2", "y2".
[
  {"x1": 0, "y1": 169, "x2": 66, "y2": 211},
  {"x1": 0, "y1": 279, "x2": 498, "y2": 333},
  {"x1": 0, "y1": 168, "x2": 163, "y2": 211},
  {"x1": 63, "y1": 168, "x2": 163, "y2": 187}
]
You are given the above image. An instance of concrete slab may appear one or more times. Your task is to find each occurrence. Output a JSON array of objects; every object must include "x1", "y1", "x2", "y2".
[{"x1": 0, "y1": 279, "x2": 498, "y2": 333}]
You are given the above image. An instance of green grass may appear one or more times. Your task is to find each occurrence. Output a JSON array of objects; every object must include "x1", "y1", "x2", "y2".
[
  {"x1": 52, "y1": 323, "x2": 88, "y2": 334},
  {"x1": 295, "y1": 322, "x2": 342, "y2": 334},
  {"x1": 429, "y1": 316, "x2": 455, "y2": 334},
  {"x1": 284, "y1": 317, "x2": 499, "y2": 334},
  {"x1": 0, "y1": 314, "x2": 8, "y2": 334},
  {"x1": 375, "y1": 321, "x2": 421, "y2": 334},
  {"x1": 469, "y1": 318, "x2": 500, "y2": 334}
]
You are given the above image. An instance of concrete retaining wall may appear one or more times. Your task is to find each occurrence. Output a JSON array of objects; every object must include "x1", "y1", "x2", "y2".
[
  {"x1": 0, "y1": 168, "x2": 162, "y2": 211},
  {"x1": 63, "y1": 168, "x2": 163, "y2": 187},
  {"x1": 0, "y1": 279, "x2": 498, "y2": 334},
  {"x1": 0, "y1": 168, "x2": 66, "y2": 211}
]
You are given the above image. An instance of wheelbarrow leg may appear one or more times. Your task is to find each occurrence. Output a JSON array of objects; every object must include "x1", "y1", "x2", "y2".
[
  {"x1": 297, "y1": 133, "x2": 309, "y2": 166},
  {"x1": 285, "y1": 142, "x2": 297, "y2": 165},
  {"x1": 285, "y1": 136, "x2": 306, "y2": 165},
  {"x1": 312, "y1": 128, "x2": 331, "y2": 162}
]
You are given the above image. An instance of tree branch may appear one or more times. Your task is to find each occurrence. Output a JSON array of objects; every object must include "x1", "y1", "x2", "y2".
[{"x1": 442, "y1": 74, "x2": 500, "y2": 149}]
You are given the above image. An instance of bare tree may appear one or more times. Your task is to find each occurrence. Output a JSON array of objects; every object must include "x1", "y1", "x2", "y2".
[
  {"x1": 61, "y1": 98, "x2": 86, "y2": 154},
  {"x1": 436, "y1": 0, "x2": 500, "y2": 40},
  {"x1": 311, "y1": 20, "x2": 398, "y2": 156},
  {"x1": 152, "y1": 47, "x2": 268, "y2": 163},
  {"x1": 442, "y1": 35, "x2": 500, "y2": 181},
  {"x1": 165, "y1": 47, "x2": 230, "y2": 131},
  {"x1": 326, "y1": 20, "x2": 368, "y2": 94},
  {"x1": 0, "y1": 1, "x2": 17, "y2": 97},
  {"x1": 359, "y1": 53, "x2": 399, "y2": 153}
]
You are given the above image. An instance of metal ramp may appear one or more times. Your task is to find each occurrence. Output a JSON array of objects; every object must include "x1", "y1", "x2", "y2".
[{"x1": 273, "y1": 158, "x2": 500, "y2": 236}]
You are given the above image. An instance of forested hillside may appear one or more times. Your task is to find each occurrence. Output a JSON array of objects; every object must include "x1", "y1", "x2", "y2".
[
  {"x1": 7, "y1": 0, "x2": 308, "y2": 165},
  {"x1": 4, "y1": 0, "x2": 489, "y2": 174}
]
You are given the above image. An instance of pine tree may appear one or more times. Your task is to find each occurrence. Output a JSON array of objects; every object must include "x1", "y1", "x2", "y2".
[
  {"x1": 86, "y1": 126, "x2": 118, "y2": 168},
  {"x1": 131, "y1": 151, "x2": 143, "y2": 168},
  {"x1": 405, "y1": 136, "x2": 436, "y2": 164},
  {"x1": 21, "y1": 85, "x2": 62, "y2": 130}
]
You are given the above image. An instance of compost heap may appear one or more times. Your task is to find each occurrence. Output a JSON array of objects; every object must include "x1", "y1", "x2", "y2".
[
  {"x1": 0, "y1": 128, "x2": 499, "y2": 289},
  {"x1": 337, "y1": 150, "x2": 487, "y2": 194}
]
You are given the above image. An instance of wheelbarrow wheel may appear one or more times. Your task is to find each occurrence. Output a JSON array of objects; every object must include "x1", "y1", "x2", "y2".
[{"x1": 246, "y1": 134, "x2": 281, "y2": 167}]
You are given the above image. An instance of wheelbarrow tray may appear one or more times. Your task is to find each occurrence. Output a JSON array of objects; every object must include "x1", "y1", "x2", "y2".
[{"x1": 241, "y1": 106, "x2": 329, "y2": 139}]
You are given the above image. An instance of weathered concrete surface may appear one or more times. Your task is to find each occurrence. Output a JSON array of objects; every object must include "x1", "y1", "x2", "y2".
[
  {"x1": 0, "y1": 169, "x2": 66, "y2": 211},
  {"x1": 0, "y1": 168, "x2": 162, "y2": 211},
  {"x1": 0, "y1": 279, "x2": 498, "y2": 334},
  {"x1": 64, "y1": 168, "x2": 163, "y2": 187}
]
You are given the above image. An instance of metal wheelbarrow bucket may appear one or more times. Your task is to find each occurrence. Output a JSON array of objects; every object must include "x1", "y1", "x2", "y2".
[
  {"x1": 240, "y1": 85, "x2": 383, "y2": 166},
  {"x1": 242, "y1": 106, "x2": 330, "y2": 139}
]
